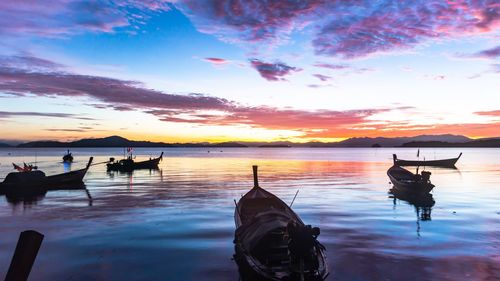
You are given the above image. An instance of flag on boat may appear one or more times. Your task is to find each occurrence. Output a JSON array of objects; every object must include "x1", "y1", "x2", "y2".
[
  {"x1": 12, "y1": 163, "x2": 24, "y2": 172},
  {"x1": 12, "y1": 163, "x2": 32, "y2": 172}
]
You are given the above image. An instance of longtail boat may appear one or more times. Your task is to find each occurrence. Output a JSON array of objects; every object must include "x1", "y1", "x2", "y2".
[
  {"x1": 234, "y1": 166, "x2": 328, "y2": 281},
  {"x1": 63, "y1": 150, "x2": 74, "y2": 163},
  {"x1": 393, "y1": 153, "x2": 461, "y2": 168},
  {"x1": 1, "y1": 157, "x2": 93, "y2": 196},
  {"x1": 46, "y1": 157, "x2": 93, "y2": 188},
  {"x1": 107, "y1": 152, "x2": 163, "y2": 172},
  {"x1": 387, "y1": 165, "x2": 434, "y2": 195}
]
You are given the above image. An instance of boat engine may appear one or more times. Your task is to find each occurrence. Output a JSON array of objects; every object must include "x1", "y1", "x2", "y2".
[
  {"x1": 287, "y1": 222, "x2": 320, "y2": 270},
  {"x1": 421, "y1": 171, "x2": 431, "y2": 181}
]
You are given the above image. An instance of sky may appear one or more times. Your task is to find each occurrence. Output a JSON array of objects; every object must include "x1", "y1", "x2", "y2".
[{"x1": 0, "y1": 0, "x2": 499, "y2": 143}]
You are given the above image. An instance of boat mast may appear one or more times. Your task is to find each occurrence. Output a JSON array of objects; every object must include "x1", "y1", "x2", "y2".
[{"x1": 252, "y1": 165, "x2": 259, "y2": 188}]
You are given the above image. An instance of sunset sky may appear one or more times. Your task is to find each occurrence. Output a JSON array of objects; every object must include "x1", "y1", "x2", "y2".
[{"x1": 0, "y1": 1, "x2": 499, "y2": 143}]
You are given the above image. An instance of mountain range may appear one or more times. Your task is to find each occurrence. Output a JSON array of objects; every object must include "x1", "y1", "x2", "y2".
[{"x1": 5, "y1": 134, "x2": 499, "y2": 148}]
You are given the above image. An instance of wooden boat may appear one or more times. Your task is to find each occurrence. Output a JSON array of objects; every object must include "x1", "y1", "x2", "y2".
[
  {"x1": 0, "y1": 170, "x2": 47, "y2": 197},
  {"x1": 393, "y1": 153, "x2": 461, "y2": 168},
  {"x1": 46, "y1": 157, "x2": 93, "y2": 188},
  {"x1": 107, "y1": 152, "x2": 163, "y2": 171},
  {"x1": 62, "y1": 150, "x2": 74, "y2": 162},
  {"x1": 1, "y1": 157, "x2": 93, "y2": 196},
  {"x1": 387, "y1": 165, "x2": 434, "y2": 195},
  {"x1": 234, "y1": 166, "x2": 328, "y2": 281}
]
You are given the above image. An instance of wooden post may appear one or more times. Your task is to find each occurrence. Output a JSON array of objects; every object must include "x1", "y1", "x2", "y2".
[
  {"x1": 5, "y1": 230, "x2": 44, "y2": 281},
  {"x1": 252, "y1": 165, "x2": 259, "y2": 188}
]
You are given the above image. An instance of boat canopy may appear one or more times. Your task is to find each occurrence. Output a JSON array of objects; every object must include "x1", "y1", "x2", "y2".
[{"x1": 236, "y1": 210, "x2": 292, "y2": 251}]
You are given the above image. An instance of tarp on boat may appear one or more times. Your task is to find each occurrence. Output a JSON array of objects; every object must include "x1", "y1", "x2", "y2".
[
  {"x1": 236, "y1": 210, "x2": 293, "y2": 251},
  {"x1": 3, "y1": 171, "x2": 46, "y2": 185}
]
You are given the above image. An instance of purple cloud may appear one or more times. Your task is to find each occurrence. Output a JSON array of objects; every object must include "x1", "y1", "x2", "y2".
[
  {"x1": 178, "y1": 0, "x2": 324, "y2": 43},
  {"x1": 0, "y1": 55, "x2": 418, "y2": 138},
  {"x1": 313, "y1": 63, "x2": 349, "y2": 70},
  {"x1": 249, "y1": 59, "x2": 301, "y2": 81},
  {"x1": 470, "y1": 46, "x2": 500, "y2": 59},
  {"x1": 0, "y1": 110, "x2": 94, "y2": 120},
  {"x1": 178, "y1": 1, "x2": 499, "y2": 58},
  {"x1": 316, "y1": 1, "x2": 499, "y2": 58},
  {"x1": 312, "y1": 74, "x2": 332, "y2": 81},
  {"x1": 0, "y1": 57, "x2": 232, "y2": 112},
  {"x1": 0, "y1": 0, "x2": 170, "y2": 37}
]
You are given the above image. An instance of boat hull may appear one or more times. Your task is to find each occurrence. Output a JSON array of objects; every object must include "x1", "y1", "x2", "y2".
[
  {"x1": 107, "y1": 153, "x2": 162, "y2": 171},
  {"x1": 387, "y1": 165, "x2": 434, "y2": 195},
  {"x1": 393, "y1": 153, "x2": 461, "y2": 168},
  {"x1": 45, "y1": 169, "x2": 87, "y2": 188},
  {"x1": 234, "y1": 180, "x2": 328, "y2": 281},
  {"x1": 1, "y1": 157, "x2": 92, "y2": 196}
]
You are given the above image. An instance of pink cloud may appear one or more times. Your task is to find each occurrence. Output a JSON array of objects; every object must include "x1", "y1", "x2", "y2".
[
  {"x1": 475, "y1": 110, "x2": 500, "y2": 117},
  {"x1": 249, "y1": 59, "x2": 301, "y2": 81},
  {"x1": 0, "y1": 55, "x2": 409, "y2": 138},
  {"x1": 2, "y1": 55, "x2": 499, "y2": 139},
  {"x1": 203, "y1": 57, "x2": 229, "y2": 65}
]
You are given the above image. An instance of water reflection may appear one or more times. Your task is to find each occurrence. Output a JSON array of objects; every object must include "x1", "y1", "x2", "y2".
[
  {"x1": 3, "y1": 183, "x2": 93, "y2": 207},
  {"x1": 107, "y1": 168, "x2": 161, "y2": 178},
  {"x1": 63, "y1": 161, "x2": 72, "y2": 173},
  {"x1": 389, "y1": 188, "x2": 435, "y2": 237},
  {"x1": 5, "y1": 192, "x2": 47, "y2": 205}
]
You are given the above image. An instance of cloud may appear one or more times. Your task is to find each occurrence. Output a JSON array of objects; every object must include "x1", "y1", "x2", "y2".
[
  {"x1": 314, "y1": 1, "x2": 500, "y2": 58},
  {"x1": 431, "y1": 75, "x2": 446, "y2": 80},
  {"x1": 0, "y1": 111, "x2": 94, "y2": 120},
  {"x1": 307, "y1": 84, "x2": 332, "y2": 88},
  {"x1": 178, "y1": 1, "x2": 499, "y2": 58},
  {"x1": 0, "y1": 55, "x2": 410, "y2": 138},
  {"x1": 203, "y1": 57, "x2": 229, "y2": 65},
  {"x1": 249, "y1": 59, "x2": 301, "y2": 81},
  {"x1": 2, "y1": 55, "x2": 498, "y2": 139},
  {"x1": 470, "y1": 46, "x2": 500, "y2": 59},
  {"x1": 178, "y1": 0, "x2": 324, "y2": 43},
  {"x1": 0, "y1": 57, "x2": 232, "y2": 113},
  {"x1": 475, "y1": 110, "x2": 500, "y2": 117},
  {"x1": 313, "y1": 63, "x2": 349, "y2": 70},
  {"x1": 0, "y1": 55, "x2": 64, "y2": 71},
  {"x1": 313, "y1": 74, "x2": 332, "y2": 81},
  {"x1": 0, "y1": 0, "x2": 171, "y2": 37}
]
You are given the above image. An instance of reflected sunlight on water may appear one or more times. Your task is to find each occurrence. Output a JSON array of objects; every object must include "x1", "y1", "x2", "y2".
[{"x1": 0, "y1": 148, "x2": 499, "y2": 280}]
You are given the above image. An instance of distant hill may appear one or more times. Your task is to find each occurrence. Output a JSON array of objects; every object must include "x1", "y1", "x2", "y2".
[
  {"x1": 258, "y1": 144, "x2": 291, "y2": 148},
  {"x1": 401, "y1": 138, "x2": 500, "y2": 147},
  {"x1": 14, "y1": 134, "x2": 499, "y2": 148},
  {"x1": 310, "y1": 134, "x2": 472, "y2": 147},
  {"x1": 0, "y1": 143, "x2": 11, "y2": 147},
  {"x1": 17, "y1": 136, "x2": 247, "y2": 148}
]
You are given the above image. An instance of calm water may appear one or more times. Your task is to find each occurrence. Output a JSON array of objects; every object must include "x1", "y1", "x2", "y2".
[{"x1": 0, "y1": 148, "x2": 499, "y2": 281}]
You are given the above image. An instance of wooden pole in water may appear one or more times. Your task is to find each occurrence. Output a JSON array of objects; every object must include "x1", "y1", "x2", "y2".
[
  {"x1": 5, "y1": 230, "x2": 44, "y2": 281},
  {"x1": 252, "y1": 165, "x2": 259, "y2": 188}
]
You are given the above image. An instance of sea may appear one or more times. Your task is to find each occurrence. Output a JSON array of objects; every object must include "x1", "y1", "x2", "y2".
[{"x1": 0, "y1": 147, "x2": 498, "y2": 281}]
